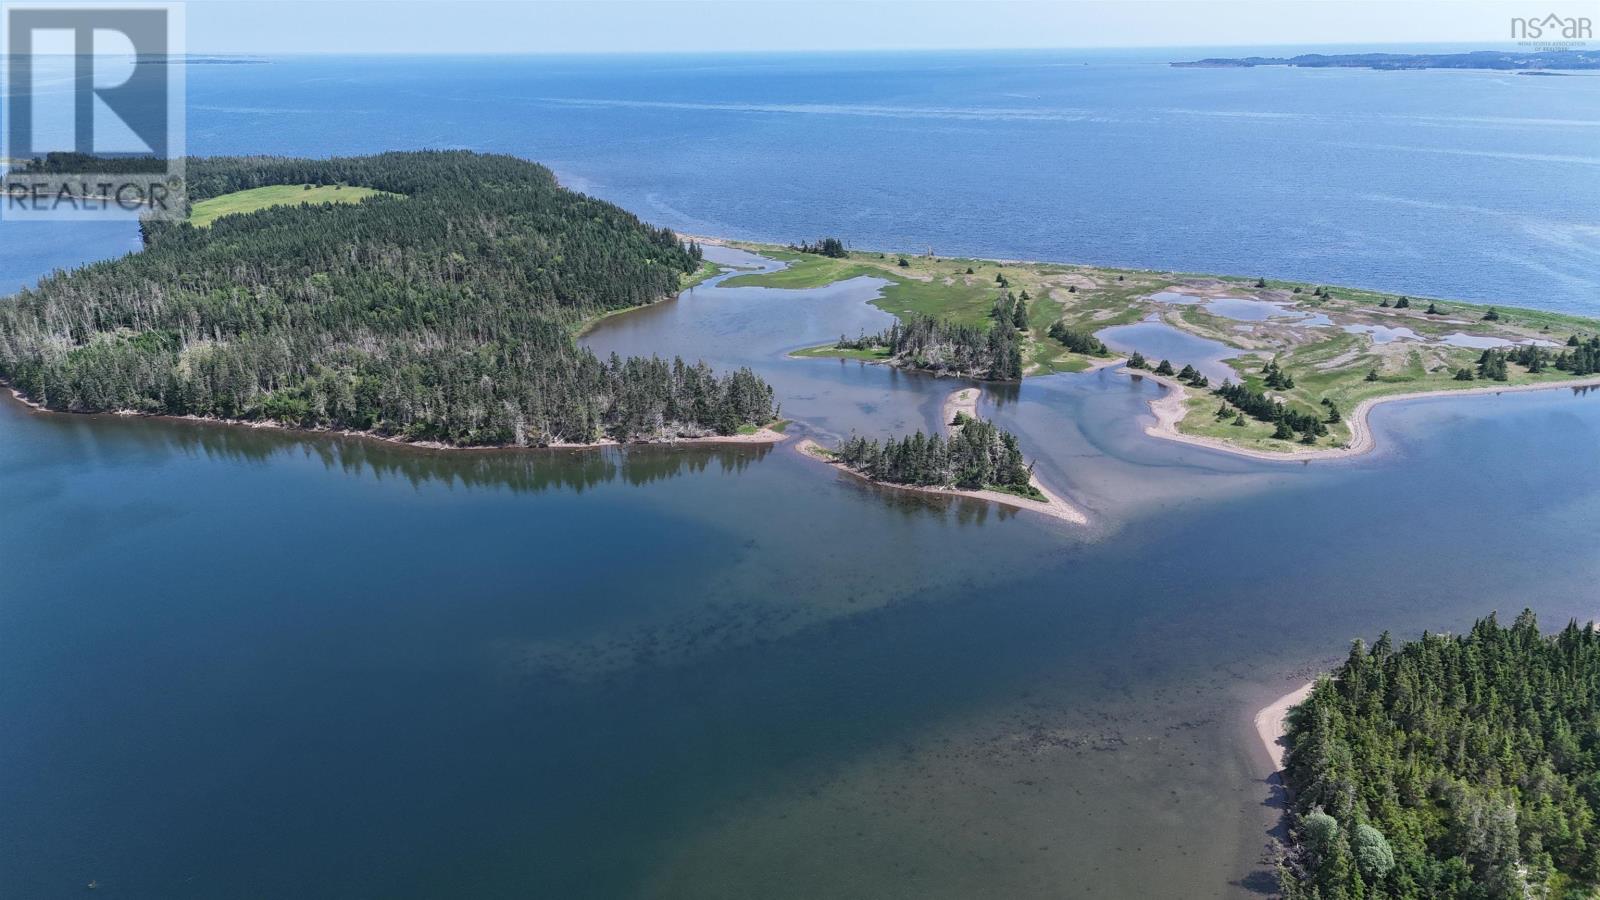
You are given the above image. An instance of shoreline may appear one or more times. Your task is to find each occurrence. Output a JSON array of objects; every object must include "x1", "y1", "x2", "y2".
[
  {"x1": 1, "y1": 384, "x2": 787, "y2": 453},
  {"x1": 795, "y1": 435, "x2": 1089, "y2": 525},
  {"x1": 13, "y1": 228, "x2": 1600, "y2": 466},
  {"x1": 1255, "y1": 681, "x2": 1316, "y2": 774},
  {"x1": 942, "y1": 386, "x2": 980, "y2": 427},
  {"x1": 702, "y1": 238, "x2": 1600, "y2": 462},
  {"x1": 1134, "y1": 369, "x2": 1600, "y2": 463}
]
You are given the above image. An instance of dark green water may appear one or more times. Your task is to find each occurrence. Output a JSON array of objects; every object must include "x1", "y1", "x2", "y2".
[{"x1": 5, "y1": 250, "x2": 1600, "y2": 898}]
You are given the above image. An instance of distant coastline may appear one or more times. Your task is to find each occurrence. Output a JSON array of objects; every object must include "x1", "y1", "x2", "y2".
[{"x1": 1172, "y1": 50, "x2": 1600, "y2": 72}]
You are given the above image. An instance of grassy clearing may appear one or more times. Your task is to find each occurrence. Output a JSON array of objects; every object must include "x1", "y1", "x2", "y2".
[
  {"x1": 188, "y1": 184, "x2": 396, "y2": 227},
  {"x1": 719, "y1": 249, "x2": 884, "y2": 289},
  {"x1": 680, "y1": 258, "x2": 724, "y2": 290},
  {"x1": 789, "y1": 343, "x2": 894, "y2": 361},
  {"x1": 726, "y1": 243, "x2": 1120, "y2": 374}
]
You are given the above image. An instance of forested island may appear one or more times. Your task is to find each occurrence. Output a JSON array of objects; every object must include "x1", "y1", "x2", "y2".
[
  {"x1": 833, "y1": 416, "x2": 1039, "y2": 499},
  {"x1": 1281, "y1": 612, "x2": 1600, "y2": 899},
  {"x1": 795, "y1": 385, "x2": 1085, "y2": 524},
  {"x1": 0, "y1": 152, "x2": 777, "y2": 447},
  {"x1": 1173, "y1": 50, "x2": 1600, "y2": 71}
]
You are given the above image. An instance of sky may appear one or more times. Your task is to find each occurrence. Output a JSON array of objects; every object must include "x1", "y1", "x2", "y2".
[{"x1": 176, "y1": 0, "x2": 1600, "y2": 55}]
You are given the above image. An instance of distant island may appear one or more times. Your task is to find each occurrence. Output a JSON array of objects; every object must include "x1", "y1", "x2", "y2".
[
  {"x1": 0, "y1": 152, "x2": 778, "y2": 448},
  {"x1": 1173, "y1": 49, "x2": 1600, "y2": 71}
]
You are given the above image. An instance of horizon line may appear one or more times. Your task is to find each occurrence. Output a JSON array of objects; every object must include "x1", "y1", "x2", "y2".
[{"x1": 9, "y1": 40, "x2": 1547, "y2": 59}]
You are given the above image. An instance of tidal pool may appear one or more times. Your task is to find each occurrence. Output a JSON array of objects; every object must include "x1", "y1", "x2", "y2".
[
  {"x1": 1343, "y1": 323, "x2": 1422, "y2": 343},
  {"x1": 1094, "y1": 317, "x2": 1246, "y2": 387},
  {"x1": 1204, "y1": 296, "x2": 1306, "y2": 322},
  {"x1": 1438, "y1": 332, "x2": 1562, "y2": 350}
]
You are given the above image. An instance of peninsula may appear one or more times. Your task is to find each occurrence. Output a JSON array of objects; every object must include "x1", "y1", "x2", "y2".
[{"x1": 715, "y1": 238, "x2": 1600, "y2": 459}]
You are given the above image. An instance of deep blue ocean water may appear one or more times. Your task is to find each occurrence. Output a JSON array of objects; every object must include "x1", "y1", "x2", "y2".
[
  {"x1": 3, "y1": 52, "x2": 1600, "y2": 898},
  {"x1": 7, "y1": 51, "x2": 1600, "y2": 310},
  {"x1": 199, "y1": 53, "x2": 1600, "y2": 311}
]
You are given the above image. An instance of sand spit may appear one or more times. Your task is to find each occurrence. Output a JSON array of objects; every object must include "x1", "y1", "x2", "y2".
[
  {"x1": 1255, "y1": 682, "x2": 1316, "y2": 773},
  {"x1": 1134, "y1": 369, "x2": 1600, "y2": 463}
]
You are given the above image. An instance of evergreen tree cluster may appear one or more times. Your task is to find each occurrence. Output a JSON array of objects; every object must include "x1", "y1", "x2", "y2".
[
  {"x1": 1214, "y1": 380, "x2": 1328, "y2": 442},
  {"x1": 1559, "y1": 335, "x2": 1600, "y2": 376},
  {"x1": 839, "y1": 314, "x2": 1024, "y2": 381},
  {"x1": 835, "y1": 418, "x2": 1035, "y2": 495},
  {"x1": 1264, "y1": 357, "x2": 1297, "y2": 390},
  {"x1": 790, "y1": 237, "x2": 848, "y2": 258},
  {"x1": 992, "y1": 290, "x2": 1030, "y2": 331},
  {"x1": 1175, "y1": 363, "x2": 1211, "y2": 388},
  {"x1": 1477, "y1": 350, "x2": 1511, "y2": 381},
  {"x1": 1282, "y1": 611, "x2": 1600, "y2": 899},
  {"x1": 22, "y1": 151, "x2": 168, "y2": 175},
  {"x1": 1046, "y1": 320, "x2": 1109, "y2": 355},
  {"x1": 1477, "y1": 337, "x2": 1600, "y2": 382},
  {"x1": 0, "y1": 152, "x2": 783, "y2": 446},
  {"x1": 1126, "y1": 350, "x2": 1211, "y2": 387}
]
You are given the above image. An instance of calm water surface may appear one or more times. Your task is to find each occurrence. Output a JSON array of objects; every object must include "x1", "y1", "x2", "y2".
[
  {"x1": 1094, "y1": 318, "x2": 1244, "y2": 389},
  {"x1": 6, "y1": 254, "x2": 1600, "y2": 898},
  {"x1": 5, "y1": 52, "x2": 1600, "y2": 899}
]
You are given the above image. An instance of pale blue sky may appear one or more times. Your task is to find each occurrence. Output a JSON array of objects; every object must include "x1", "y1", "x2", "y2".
[{"x1": 180, "y1": 0, "x2": 1591, "y2": 54}]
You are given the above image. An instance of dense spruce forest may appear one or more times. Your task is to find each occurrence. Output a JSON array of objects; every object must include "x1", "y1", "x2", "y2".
[
  {"x1": 834, "y1": 417, "x2": 1038, "y2": 497},
  {"x1": 1281, "y1": 612, "x2": 1600, "y2": 899},
  {"x1": 0, "y1": 151, "x2": 776, "y2": 446}
]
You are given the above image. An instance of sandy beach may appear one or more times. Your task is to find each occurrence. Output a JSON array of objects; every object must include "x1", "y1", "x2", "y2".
[
  {"x1": 796, "y1": 436, "x2": 1088, "y2": 525},
  {"x1": 1135, "y1": 369, "x2": 1600, "y2": 463},
  {"x1": 942, "y1": 387, "x2": 980, "y2": 428},
  {"x1": 1254, "y1": 682, "x2": 1316, "y2": 773}
]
